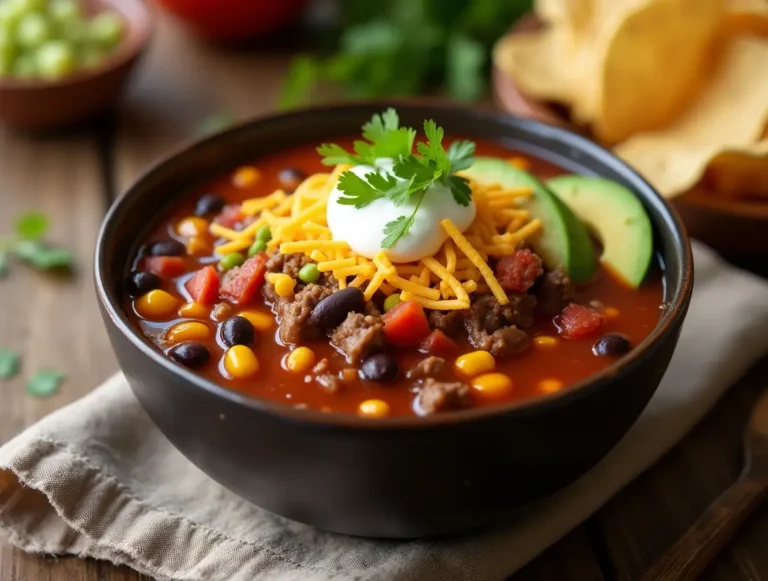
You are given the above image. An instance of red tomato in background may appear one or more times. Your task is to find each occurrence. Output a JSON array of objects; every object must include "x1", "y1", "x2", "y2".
[{"x1": 155, "y1": 0, "x2": 309, "y2": 41}]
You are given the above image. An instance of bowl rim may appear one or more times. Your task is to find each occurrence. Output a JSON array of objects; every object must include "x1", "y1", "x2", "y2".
[
  {"x1": 0, "y1": 0, "x2": 153, "y2": 90},
  {"x1": 94, "y1": 101, "x2": 694, "y2": 430}
]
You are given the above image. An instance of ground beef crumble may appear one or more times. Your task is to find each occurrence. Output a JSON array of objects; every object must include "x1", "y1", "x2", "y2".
[
  {"x1": 330, "y1": 312, "x2": 384, "y2": 363},
  {"x1": 275, "y1": 284, "x2": 332, "y2": 345},
  {"x1": 537, "y1": 266, "x2": 576, "y2": 317},
  {"x1": 406, "y1": 356, "x2": 445, "y2": 379},
  {"x1": 415, "y1": 378, "x2": 472, "y2": 415}
]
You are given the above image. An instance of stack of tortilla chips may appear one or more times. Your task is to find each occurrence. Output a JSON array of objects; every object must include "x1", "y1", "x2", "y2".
[{"x1": 494, "y1": 0, "x2": 768, "y2": 199}]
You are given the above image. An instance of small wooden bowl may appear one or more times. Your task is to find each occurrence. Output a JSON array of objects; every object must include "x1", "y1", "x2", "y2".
[
  {"x1": 0, "y1": 0, "x2": 152, "y2": 131},
  {"x1": 493, "y1": 14, "x2": 768, "y2": 257}
]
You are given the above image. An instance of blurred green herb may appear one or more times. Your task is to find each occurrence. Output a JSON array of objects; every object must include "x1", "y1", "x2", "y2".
[
  {"x1": 0, "y1": 211, "x2": 74, "y2": 278},
  {"x1": 26, "y1": 370, "x2": 66, "y2": 398},
  {"x1": 279, "y1": 0, "x2": 534, "y2": 108},
  {"x1": 0, "y1": 349, "x2": 20, "y2": 380}
]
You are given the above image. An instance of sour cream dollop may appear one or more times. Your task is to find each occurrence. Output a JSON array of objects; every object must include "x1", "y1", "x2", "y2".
[{"x1": 326, "y1": 161, "x2": 476, "y2": 263}]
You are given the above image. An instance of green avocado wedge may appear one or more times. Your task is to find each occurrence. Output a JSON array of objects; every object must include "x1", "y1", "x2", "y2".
[
  {"x1": 464, "y1": 157, "x2": 597, "y2": 283},
  {"x1": 547, "y1": 176, "x2": 653, "y2": 288}
]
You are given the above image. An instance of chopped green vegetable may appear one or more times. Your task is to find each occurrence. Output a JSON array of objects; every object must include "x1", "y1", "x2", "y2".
[
  {"x1": 0, "y1": 253, "x2": 8, "y2": 278},
  {"x1": 319, "y1": 109, "x2": 475, "y2": 248},
  {"x1": 15, "y1": 241, "x2": 74, "y2": 270},
  {"x1": 15, "y1": 12, "x2": 52, "y2": 49},
  {"x1": 15, "y1": 211, "x2": 49, "y2": 240},
  {"x1": 383, "y1": 293, "x2": 401, "y2": 312},
  {"x1": 0, "y1": 349, "x2": 20, "y2": 379},
  {"x1": 219, "y1": 252, "x2": 245, "y2": 272},
  {"x1": 255, "y1": 225, "x2": 272, "y2": 243},
  {"x1": 26, "y1": 369, "x2": 65, "y2": 397},
  {"x1": 247, "y1": 239, "x2": 267, "y2": 257},
  {"x1": 36, "y1": 39, "x2": 76, "y2": 78}
]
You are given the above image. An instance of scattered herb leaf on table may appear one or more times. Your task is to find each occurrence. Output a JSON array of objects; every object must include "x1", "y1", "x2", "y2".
[
  {"x1": 0, "y1": 349, "x2": 20, "y2": 379},
  {"x1": 26, "y1": 370, "x2": 66, "y2": 398}
]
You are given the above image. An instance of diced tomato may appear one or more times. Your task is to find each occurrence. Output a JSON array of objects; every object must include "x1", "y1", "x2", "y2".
[
  {"x1": 382, "y1": 301, "x2": 431, "y2": 347},
  {"x1": 495, "y1": 249, "x2": 543, "y2": 292},
  {"x1": 419, "y1": 329, "x2": 459, "y2": 356},
  {"x1": 215, "y1": 204, "x2": 245, "y2": 228},
  {"x1": 557, "y1": 303, "x2": 605, "y2": 339},
  {"x1": 145, "y1": 256, "x2": 186, "y2": 278},
  {"x1": 184, "y1": 265, "x2": 220, "y2": 305},
  {"x1": 219, "y1": 253, "x2": 268, "y2": 304}
]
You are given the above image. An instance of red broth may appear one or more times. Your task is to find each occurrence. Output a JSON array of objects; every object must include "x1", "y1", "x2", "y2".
[{"x1": 124, "y1": 138, "x2": 664, "y2": 417}]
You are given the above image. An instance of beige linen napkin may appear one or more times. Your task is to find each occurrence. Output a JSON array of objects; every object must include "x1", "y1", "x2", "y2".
[{"x1": 3, "y1": 242, "x2": 768, "y2": 581}]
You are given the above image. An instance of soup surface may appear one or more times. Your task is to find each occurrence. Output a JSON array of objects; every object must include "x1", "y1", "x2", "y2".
[{"x1": 124, "y1": 117, "x2": 664, "y2": 418}]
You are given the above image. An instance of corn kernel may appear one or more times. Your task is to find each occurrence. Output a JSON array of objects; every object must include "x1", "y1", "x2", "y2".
[
  {"x1": 539, "y1": 378, "x2": 564, "y2": 394},
  {"x1": 178, "y1": 302, "x2": 210, "y2": 319},
  {"x1": 176, "y1": 216, "x2": 209, "y2": 238},
  {"x1": 454, "y1": 351, "x2": 495, "y2": 377},
  {"x1": 266, "y1": 273, "x2": 296, "y2": 298},
  {"x1": 358, "y1": 399, "x2": 390, "y2": 418},
  {"x1": 507, "y1": 156, "x2": 531, "y2": 170},
  {"x1": 603, "y1": 307, "x2": 620, "y2": 319},
  {"x1": 224, "y1": 345, "x2": 259, "y2": 379},
  {"x1": 186, "y1": 236, "x2": 212, "y2": 256},
  {"x1": 534, "y1": 336, "x2": 559, "y2": 349},
  {"x1": 341, "y1": 368, "x2": 358, "y2": 382},
  {"x1": 471, "y1": 372, "x2": 514, "y2": 398},
  {"x1": 166, "y1": 321, "x2": 210, "y2": 344},
  {"x1": 135, "y1": 290, "x2": 178, "y2": 320},
  {"x1": 232, "y1": 166, "x2": 260, "y2": 188},
  {"x1": 240, "y1": 310, "x2": 275, "y2": 332},
  {"x1": 285, "y1": 346, "x2": 316, "y2": 373}
]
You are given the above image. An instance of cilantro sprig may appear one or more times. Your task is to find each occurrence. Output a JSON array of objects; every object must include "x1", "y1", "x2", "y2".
[
  {"x1": 0, "y1": 212, "x2": 74, "y2": 278},
  {"x1": 317, "y1": 109, "x2": 475, "y2": 248}
]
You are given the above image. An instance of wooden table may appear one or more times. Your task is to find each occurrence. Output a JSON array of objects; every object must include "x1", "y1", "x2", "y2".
[{"x1": 2, "y1": 15, "x2": 768, "y2": 581}]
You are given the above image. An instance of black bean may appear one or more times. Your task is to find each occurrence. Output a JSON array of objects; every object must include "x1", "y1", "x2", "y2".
[
  {"x1": 126, "y1": 271, "x2": 161, "y2": 298},
  {"x1": 361, "y1": 353, "x2": 399, "y2": 383},
  {"x1": 169, "y1": 342, "x2": 211, "y2": 368},
  {"x1": 195, "y1": 193, "x2": 225, "y2": 216},
  {"x1": 592, "y1": 334, "x2": 633, "y2": 357},
  {"x1": 310, "y1": 287, "x2": 365, "y2": 329},
  {"x1": 148, "y1": 240, "x2": 186, "y2": 256},
  {"x1": 278, "y1": 167, "x2": 307, "y2": 191},
  {"x1": 220, "y1": 316, "x2": 255, "y2": 347}
]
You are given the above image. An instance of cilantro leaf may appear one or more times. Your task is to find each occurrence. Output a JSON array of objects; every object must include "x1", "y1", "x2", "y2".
[
  {"x1": 15, "y1": 212, "x2": 49, "y2": 241},
  {"x1": 0, "y1": 252, "x2": 7, "y2": 278},
  {"x1": 0, "y1": 349, "x2": 19, "y2": 379},
  {"x1": 335, "y1": 172, "x2": 386, "y2": 208},
  {"x1": 445, "y1": 175, "x2": 472, "y2": 206},
  {"x1": 417, "y1": 120, "x2": 451, "y2": 174},
  {"x1": 316, "y1": 143, "x2": 362, "y2": 166},
  {"x1": 26, "y1": 370, "x2": 65, "y2": 398},
  {"x1": 381, "y1": 215, "x2": 413, "y2": 249},
  {"x1": 362, "y1": 108, "x2": 399, "y2": 142},
  {"x1": 15, "y1": 241, "x2": 74, "y2": 270},
  {"x1": 366, "y1": 171, "x2": 415, "y2": 207},
  {"x1": 381, "y1": 189, "x2": 427, "y2": 248},
  {"x1": 393, "y1": 155, "x2": 436, "y2": 187},
  {"x1": 361, "y1": 108, "x2": 416, "y2": 160},
  {"x1": 447, "y1": 140, "x2": 476, "y2": 173}
]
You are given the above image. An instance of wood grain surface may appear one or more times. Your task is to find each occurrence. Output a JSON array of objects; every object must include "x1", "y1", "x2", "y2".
[{"x1": 2, "y1": 13, "x2": 768, "y2": 581}]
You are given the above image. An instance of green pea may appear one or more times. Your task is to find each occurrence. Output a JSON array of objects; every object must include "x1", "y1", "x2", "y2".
[
  {"x1": 35, "y1": 40, "x2": 75, "y2": 78},
  {"x1": 383, "y1": 293, "x2": 402, "y2": 313},
  {"x1": 247, "y1": 239, "x2": 267, "y2": 257},
  {"x1": 255, "y1": 225, "x2": 272, "y2": 243},
  {"x1": 218, "y1": 252, "x2": 245, "y2": 272},
  {"x1": 298, "y1": 263, "x2": 320, "y2": 284}
]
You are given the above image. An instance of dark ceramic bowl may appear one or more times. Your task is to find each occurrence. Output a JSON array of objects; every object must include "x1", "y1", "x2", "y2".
[
  {"x1": 95, "y1": 103, "x2": 693, "y2": 538},
  {"x1": 0, "y1": 0, "x2": 151, "y2": 131}
]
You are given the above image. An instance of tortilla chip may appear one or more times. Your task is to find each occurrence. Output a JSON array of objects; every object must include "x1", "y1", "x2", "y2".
[
  {"x1": 615, "y1": 37, "x2": 768, "y2": 197},
  {"x1": 493, "y1": 30, "x2": 599, "y2": 123},
  {"x1": 593, "y1": 0, "x2": 724, "y2": 144}
]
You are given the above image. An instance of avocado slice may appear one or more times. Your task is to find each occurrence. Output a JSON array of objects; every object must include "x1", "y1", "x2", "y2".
[
  {"x1": 547, "y1": 176, "x2": 653, "y2": 288},
  {"x1": 464, "y1": 157, "x2": 597, "y2": 283}
]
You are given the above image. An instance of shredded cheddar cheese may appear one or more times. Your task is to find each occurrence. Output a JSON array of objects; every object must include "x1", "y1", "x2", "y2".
[{"x1": 208, "y1": 164, "x2": 542, "y2": 310}]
